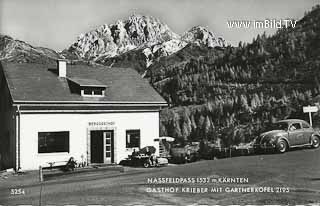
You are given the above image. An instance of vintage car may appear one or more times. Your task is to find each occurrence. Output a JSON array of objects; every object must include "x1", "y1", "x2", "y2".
[
  {"x1": 254, "y1": 119, "x2": 320, "y2": 153},
  {"x1": 120, "y1": 154, "x2": 168, "y2": 168},
  {"x1": 119, "y1": 146, "x2": 169, "y2": 168}
]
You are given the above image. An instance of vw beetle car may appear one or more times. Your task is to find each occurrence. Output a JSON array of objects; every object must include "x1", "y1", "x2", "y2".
[{"x1": 254, "y1": 119, "x2": 320, "y2": 153}]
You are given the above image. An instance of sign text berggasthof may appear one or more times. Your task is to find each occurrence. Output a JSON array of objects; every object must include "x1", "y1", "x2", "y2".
[{"x1": 88, "y1": 121, "x2": 115, "y2": 126}]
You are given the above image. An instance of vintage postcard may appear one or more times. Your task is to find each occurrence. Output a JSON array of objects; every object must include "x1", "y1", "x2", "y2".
[{"x1": 0, "y1": 0, "x2": 320, "y2": 205}]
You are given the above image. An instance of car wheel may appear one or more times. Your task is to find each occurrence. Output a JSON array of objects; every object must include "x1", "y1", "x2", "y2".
[
  {"x1": 143, "y1": 162, "x2": 150, "y2": 168},
  {"x1": 277, "y1": 140, "x2": 288, "y2": 153},
  {"x1": 311, "y1": 136, "x2": 320, "y2": 148}
]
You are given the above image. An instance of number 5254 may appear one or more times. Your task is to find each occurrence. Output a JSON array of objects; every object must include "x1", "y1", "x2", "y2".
[{"x1": 10, "y1": 188, "x2": 25, "y2": 195}]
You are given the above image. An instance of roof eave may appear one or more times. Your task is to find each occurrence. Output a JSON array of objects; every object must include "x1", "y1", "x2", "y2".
[
  {"x1": 79, "y1": 84, "x2": 108, "y2": 88},
  {"x1": 12, "y1": 100, "x2": 168, "y2": 107}
]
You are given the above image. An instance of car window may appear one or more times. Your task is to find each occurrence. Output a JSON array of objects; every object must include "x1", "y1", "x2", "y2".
[
  {"x1": 270, "y1": 122, "x2": 288, "y2": 131},
  {"x1": 289, "y1": 123, "x2": 301, "y2": 131},
  {"x1": 302, "y1": 122, "x2": 310, "y2": 128}
]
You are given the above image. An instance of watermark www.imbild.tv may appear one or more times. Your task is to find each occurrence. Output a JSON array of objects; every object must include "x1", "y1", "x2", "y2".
[{"x1": 227, "y1": 19, "x2": 297, "y2": 29}]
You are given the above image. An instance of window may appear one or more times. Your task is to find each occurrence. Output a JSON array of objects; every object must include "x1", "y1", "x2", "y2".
[
  {"x1": 270, "y1": 122, "x2": 288, "y2": 131},
  {"x1": 83, "y1": 88, "x2": 92, "y2": 95},
  {"x1": 126, "y1": 130, "x2": 140, "y2": 148},
  {"x1": 38, "y1": 131, "x2": 69, "y2": 153},
  {"x1": 81, "y1": 87, "x2": 105, "y2": 96},
  {"x1": 302, "y1": 122, "x2": 310, "y2": 128},
  {"x1": 93, "y1": 88, "x2": 103, "y2": 95},
  {"x1": 289, "y1": 123, "x2": 301, "y2": 131}
]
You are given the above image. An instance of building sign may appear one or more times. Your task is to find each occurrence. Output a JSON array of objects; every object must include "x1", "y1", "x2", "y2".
[
  {"x1": 303, "y1": 106, "x2": 318, "y2": 113},
  {"x1": 88, "y1": 121, "x2": 115, "y2": 126}
]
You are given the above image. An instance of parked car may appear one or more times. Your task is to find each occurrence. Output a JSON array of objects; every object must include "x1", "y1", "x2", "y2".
[
  {"x1": 120, "y1": 154, "x2": 168, "y2": 168},
  {"x1": 119, "y1": 146, "x2": 168, "y2": 168},
  {"x1": 254, "y1": 119, "x2": 320, "y2": 153}
]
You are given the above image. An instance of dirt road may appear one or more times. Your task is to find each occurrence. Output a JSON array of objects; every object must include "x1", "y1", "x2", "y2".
[{"x1": 1, "y1": 147, "x2": 320, "y2": 205}]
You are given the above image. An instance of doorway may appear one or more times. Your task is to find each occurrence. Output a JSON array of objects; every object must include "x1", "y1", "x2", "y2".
[{"x1": 90, "y1": 130, "x2": 114, "y2": 164}]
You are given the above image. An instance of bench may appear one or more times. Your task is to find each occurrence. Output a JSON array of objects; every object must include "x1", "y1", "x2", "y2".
[
  {"x1": 39, "y1": 157, "x2": 77, "y2": 181},
  {"x1": 47, "y1": 157, "x2": 77, "y2": 171},
  {"x1": 45, "y1": 161, "x2": 68, "y2": 169}
]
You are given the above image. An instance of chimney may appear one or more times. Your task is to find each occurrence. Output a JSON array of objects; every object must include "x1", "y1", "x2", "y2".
[{"x1": 57, "y1": 59, "x2": 67, "y2": 78}]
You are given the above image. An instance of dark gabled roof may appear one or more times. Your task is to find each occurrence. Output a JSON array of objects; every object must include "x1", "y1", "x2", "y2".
[
  {"x1": 1, "y1": 62, "x2": 167, "y2": 105},
  {"x1": 68, "y1": 77, "x2": 107, "y2": 88}
]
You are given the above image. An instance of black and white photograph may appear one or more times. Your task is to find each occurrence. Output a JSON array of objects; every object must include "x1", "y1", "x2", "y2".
[{"x1": 0, "y1": 0, "x2": 320, "y2": 205}]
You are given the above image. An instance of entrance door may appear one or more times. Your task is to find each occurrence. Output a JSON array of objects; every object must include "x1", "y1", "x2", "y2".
[
  {"x1": 90, "y1": 130, "x2": 114, "y2": 164},
  {"x1": 90, "y1": 131, "x2": 104, "y2": 163},
  {"x1": 104, "y1": 131, "x2": 114, "y2": 164}
]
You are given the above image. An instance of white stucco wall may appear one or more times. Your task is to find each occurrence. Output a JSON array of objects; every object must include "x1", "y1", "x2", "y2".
[{"x1": 19, "y1": 111, "x2": 160, "y2": 170}]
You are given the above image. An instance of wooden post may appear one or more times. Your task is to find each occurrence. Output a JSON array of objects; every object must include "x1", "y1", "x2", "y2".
[
  {"x1": 309, "y1": 112, "x2": 313, "y2": 127},
  {"x1": 39, "y1": 166, "x2": 43, "y2": 182}
]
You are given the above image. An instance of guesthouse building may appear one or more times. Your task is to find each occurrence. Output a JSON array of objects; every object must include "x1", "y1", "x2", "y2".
[{"x1": 0, "y1": 60, "x2": 167, "y2": 170}]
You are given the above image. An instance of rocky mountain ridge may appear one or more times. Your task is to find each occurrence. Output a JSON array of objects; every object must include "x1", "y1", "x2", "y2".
[
  {"x1": 62, "y1": 14, "x2": 180, "y2": 60},
  {"x1": 0, "y1": 14, "x2": 226, "y2": 69},
  {"x1": 0, "y1": 35, "x2": 62, "y2": 64},
  {"x1": 62, "y1": 14, "x2": 226, "y2": 68},
  {"x1": 182, "y1": 26, "x2": 226, "y2": 48}
]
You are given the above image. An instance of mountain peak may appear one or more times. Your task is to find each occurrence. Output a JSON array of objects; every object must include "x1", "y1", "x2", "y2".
[
  {"x1": 189, "y1": 25, "x2": 211, "y2": 31},
  {"x1": 63, "y1": 14, "x2": 180, "y2": 60},
  {"x1": 182, "y1": 25, "x2": 226, "y2": 47},
  {"x1": 61, "y1": 14, "x2": 227, "y2": 69}
]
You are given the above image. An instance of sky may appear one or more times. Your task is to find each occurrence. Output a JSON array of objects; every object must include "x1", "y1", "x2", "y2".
[{"x1": 0, "y1": 0, "x2": 319, "y2": 51}]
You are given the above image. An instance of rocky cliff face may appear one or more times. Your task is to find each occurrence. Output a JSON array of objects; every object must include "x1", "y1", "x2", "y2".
[
  {"x1": 182, "y1": 26, "x2": 227, "y2": 48},
  {"x1": 62, "y1": 14, "x2": 226, "y2": 68},
  {"x1": 141, "y1": 26, "x2": 227, "y2": 67},
  {"x1": 62, "y1": 14, "x2": 180, "y2": 61},
  {"x1": 0, "y1": 35, "x2": 62, "y2": 64}
]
